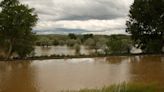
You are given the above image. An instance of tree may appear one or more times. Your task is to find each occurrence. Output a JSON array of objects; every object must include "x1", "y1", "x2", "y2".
[
  {"x1": 81, "y1": 34, "x2": 93, "y2": 43},
  {"x1": 84, "y1": 37, "x2": 107, "y2": 54},
  {"x1": 66, "y1": 39, "x2": 77, "y2": 47},
  {"x1": 66, "y1": 38, "x2": 81, "y2": 47},
  {"x1": 107, "y1": 35, "x2": 130, "y2": 54},
  {"x1": 126, "y1": 0, "x2": 164, "y2": 53},
  {"x1": 74, "y1": 43, "x2": 80, "y2": 55},
  {"x1": 68, "y1": 33, "x2": 77, "y2": 39},
  {"x1": 84, "y1": 38, "x2": 95, "y2": 49},
  {"x1": 53, "y1": 39, "x2": 59, "y2": 46},
  {"x1": 0, "y1": 0, "x2": 38, "y2": 59},
  {"x1": 38, "y1": 36, "x2": 51, "y2": 47}
]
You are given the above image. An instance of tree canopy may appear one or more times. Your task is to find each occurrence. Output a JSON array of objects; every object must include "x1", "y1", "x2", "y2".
[
  {"x1": 126, "y1": 0, "x2": 164, "y2": 53},
  {"x1": 0, "y1": 0, "x2": 38, "y2": 59},
  {"x1": 107, "y1": 35, "x2": 131, "y2": 54}
]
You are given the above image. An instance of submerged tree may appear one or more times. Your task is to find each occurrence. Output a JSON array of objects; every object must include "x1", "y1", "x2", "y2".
[
  {"x1": 126, "y1": 0, "x2": 164, "y2": 53},
  {"x1": 0, "y1": 0, "x2": 38, "y2": 59}
]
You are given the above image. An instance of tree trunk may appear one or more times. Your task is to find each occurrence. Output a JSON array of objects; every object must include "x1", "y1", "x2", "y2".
[{"x1": 6, "y1": 41, "x2": 13, "y2": 60}]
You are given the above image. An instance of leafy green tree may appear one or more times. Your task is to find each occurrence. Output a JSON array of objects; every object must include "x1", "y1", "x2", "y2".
[
  {"x1": 84, "y1": 37, "x2": 107, "y2": 54},
  {"x1": 66, "y1": 39, "x2": 81, "y2": 47},
  {"x1": 107, "y1": 35, "x2": 130, "y2": 54},
  {"x1": 126, "y1": 0, "x2": 164, "y2": 53},
  {"x1": 68, "y1": 33, "x2": 77, "y2": 39},
  {"x1": 0, "y1": 0, "x2": 38, "y2": 59},
  {"x1": 53, "y1": 39, "x2": 59, "y2": 46},
  {"x1": 38, "y1": 36, "x2": 51, "y2": 47},
  {"x1": 74, "y1": 43, "x2": 81, "y2": 55},
  {"x1": 84, "y1": 38, "x2": 95, "y2": 49},
  {"x1": 81, "y1": 34, "x2": 93, "y2": 43},
  {"x1": 66, "y1": 39, "x2": 77, "y2": 47}
]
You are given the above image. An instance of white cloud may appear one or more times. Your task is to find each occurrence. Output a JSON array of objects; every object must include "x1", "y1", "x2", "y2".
[
  {"x1": 82, "y1": 30, "x2": 126, "y2": 35},
  {"x1": 21, "y1": 0, "x2": 133, "y2": 21},
  {"x1": 35, "y1": 18, "x2": 126, "y2": 31},
  {"x1": 12, "y1": 0, "x2": 134, "y2": 35}
]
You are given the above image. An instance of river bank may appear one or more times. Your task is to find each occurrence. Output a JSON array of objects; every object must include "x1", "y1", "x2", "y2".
[
  {"x1": 65, "y1": 83, "x2": 164, "y2": 92},
  {"x1": 0, "y1": 53, "x2": 163, "y2": 61}
]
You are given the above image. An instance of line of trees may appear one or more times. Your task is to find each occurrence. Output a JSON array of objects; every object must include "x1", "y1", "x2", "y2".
[{"x1": 35, "y1": 34, "x2": 132, "y2": 55}]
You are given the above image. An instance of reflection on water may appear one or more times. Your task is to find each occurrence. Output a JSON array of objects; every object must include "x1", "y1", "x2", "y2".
[
  {"x1": 0, "y1": 61, "x2": 38, "y2": 92},
  {"x1": 31, "y1": 58, "x2": 130, "y2": 92},
  {"x1": 0, "y1": 55, "x2": 164, "y2": 92},
  {"x1": 129, "y1": 55, "x2": 164, "y2": 85}
]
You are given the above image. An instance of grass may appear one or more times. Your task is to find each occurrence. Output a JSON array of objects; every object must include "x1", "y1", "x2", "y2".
[{"x1": 64, "y1": 83, "x2": 164, "y2": 92}]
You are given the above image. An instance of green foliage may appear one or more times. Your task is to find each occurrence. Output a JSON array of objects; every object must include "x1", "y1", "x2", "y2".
[
  {"x1": 126, "y1": 0, "x2": 164, "y2": 53},
  {"x1": 65, "y1": 83, "x2": 163, "y2": 92},
  {"x1": 36, "y1": 36, "x2": 52, "y2": 46},
  {"x1": 67, "y1": 39, "x2": 81, "y2": 47},
  {"x1": 13, "y1": 31, "x2": 36, "y2": 57},
  {"x1": 35, "y1": 34, "x2": 131, "y2": 55},
  {"x1": 66, "y1": 39, "x2": 77, "y2": 47},
  {"x1": 84, "y1": 38, "x2": 95, "y2": 48},
  {"x1": 68, "y1": 33, "x2": 77, "y2": 39},
  {"x1": 53, "y1": 39, "x2": 59, "y2": 46},
  {"x1": 143, "y1": 39, "x2": 163, "y2": 53},
  {"x1": 107, "y1": 35, "x2": 131, "y2": 54},
  {"x1": 36, "y1": 35, "x2": 68, "y2": 46},
  {"x1": 0, "y1": 0, "x2": 38, "y2": 58},
  {"x1": 83, "y1": 36, "x2": 108, "y2": 54},
  {"x1": 81, "y1": 34, "x2": 93, "y2": 43},
  {"x1": 74, "y1": 43, "x2": 81, "y2": 55}
]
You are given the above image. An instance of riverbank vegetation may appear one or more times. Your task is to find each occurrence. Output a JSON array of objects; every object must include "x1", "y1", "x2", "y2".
[
  {"x1": 35, "y1": 34, "x2": 132, "y2": 54},
  {"x1": 126, "y1": 0, "x2": 164, "y2": 53},
  {"x1": 0, "y1": 0, "x2": 38, "y2": 59},
  {"x1": 0, "y1": 33, "x2": 135, "y2": 59},
  {"x1": 65, "y1": 83, "x2": 164, "y2": 92}
]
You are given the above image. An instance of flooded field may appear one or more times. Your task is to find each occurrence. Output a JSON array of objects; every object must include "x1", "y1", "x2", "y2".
[
  {"x1": 34, "y1": 46, "x2": 95, "y2": 56},
  {"x1": 34, "y1": 46, "x2": 141, "y2": 56},
  {"x1": 0, "y1": 55, "x2": 164, "y2": 92}
]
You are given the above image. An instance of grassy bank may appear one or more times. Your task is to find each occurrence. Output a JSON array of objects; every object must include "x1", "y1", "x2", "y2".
[{"x1": 64, "y1": 83, "x2": 164, "y2": 92}]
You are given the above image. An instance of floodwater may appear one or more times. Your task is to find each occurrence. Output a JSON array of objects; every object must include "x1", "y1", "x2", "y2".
[
  {"x1": 34, "y1": 46, "x2": 94, "y2": 56},
  {"x1": 0, "y1": 55, "x2": 164, "y2": 92},
  {"x1": 34, "y1": 46, "x2": 142, "y2": 57}
]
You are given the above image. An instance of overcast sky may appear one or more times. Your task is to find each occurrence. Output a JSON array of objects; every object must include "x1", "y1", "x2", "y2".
[{"x1": 20, "y1": 0, "x2": 134, "y2": 35}]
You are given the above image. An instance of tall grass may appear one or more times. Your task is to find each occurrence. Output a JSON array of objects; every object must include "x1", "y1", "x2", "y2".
[{"x1": 64, "y1": 83, "x2": 164, "y2": 92}]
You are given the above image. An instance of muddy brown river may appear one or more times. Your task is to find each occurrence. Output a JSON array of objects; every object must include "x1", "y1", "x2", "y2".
[{"x1": 0, "y1": 55, "x2": 164, "y2": 92}]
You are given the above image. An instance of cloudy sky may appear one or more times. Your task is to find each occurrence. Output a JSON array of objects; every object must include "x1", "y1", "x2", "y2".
[{"x1": 20, "y1": 0, "x2": 134, "y2": 35}]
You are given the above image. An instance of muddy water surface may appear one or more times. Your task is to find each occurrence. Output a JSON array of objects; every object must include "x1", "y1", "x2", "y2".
[{"x1": 0, "y1": 55, "x2": 164, "y2": 92}]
